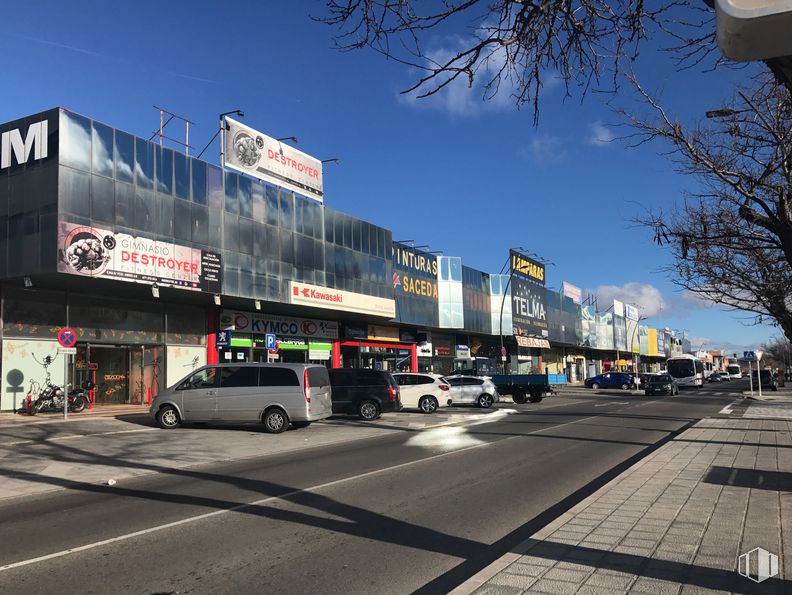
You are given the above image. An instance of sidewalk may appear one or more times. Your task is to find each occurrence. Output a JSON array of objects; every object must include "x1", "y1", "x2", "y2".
[
  {"x1": 0, "y1": 404, "x2": 147, "y2": 425},
  {"x1": 457, "y1": 407, "x2": 792, "y2": 593}
]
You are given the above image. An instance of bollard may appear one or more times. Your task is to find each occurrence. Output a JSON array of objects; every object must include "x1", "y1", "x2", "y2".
[{"x1": 26, "y1": 393, "x2": 31, "y2": 415}]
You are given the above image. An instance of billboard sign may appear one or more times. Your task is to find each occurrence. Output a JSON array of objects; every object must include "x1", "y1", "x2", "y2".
[
  {"x1": 510, "y1": 275, "x2": 548, "y2": 337},
  {"x1": 625, "y1": 304, "x2": 639, "y2": 321},
  {"x1": 510, "y1": 250, "x2": 545, "y2": 286},
  {"x1": 562, "y1": 281, "x2": 582, "y2": 304},
  {"x1": 0, "y1": 109, "x2": 57, "y2": 172},
  {"x1": 220, "y1": 310, "x2": 339, "y2": 339},
  {"x1": 223, "y1": 117, "x2": 323, "y2": 203},
  {"x1": 613, "y1": 299, "x2": 625, "y2": 318},
  {"x1": 57, "y1": 222, "x2": 222, "y2": 292},
  {"x1": 289, "y1": 281, "x2": 396, "y2": 318}
]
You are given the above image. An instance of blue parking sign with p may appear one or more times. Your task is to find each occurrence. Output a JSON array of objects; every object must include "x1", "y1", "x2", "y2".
[{"x1": 265, "y1": 333, "x2": 277, "y2": 350}]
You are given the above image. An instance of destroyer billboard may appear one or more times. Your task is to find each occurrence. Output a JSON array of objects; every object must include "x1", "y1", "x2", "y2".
[
  {"x1": 223, "y1": 117, "x2": 323, "y2": 203},
  {"x1": 57, "y1": 222, "x2": 222, "y2": 292}
]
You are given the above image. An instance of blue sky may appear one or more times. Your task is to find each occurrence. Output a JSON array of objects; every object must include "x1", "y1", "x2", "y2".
[{"x1": 0, "y1": 1, "x2": 779, "y2": 352}]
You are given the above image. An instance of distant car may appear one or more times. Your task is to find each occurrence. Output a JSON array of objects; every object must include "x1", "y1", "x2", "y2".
[
  {"x1": 443, "y1": 375, "x2": 499, "y2": 408},
  {"x1": 327, "y1": 368, "x2": 402, "y2": 420},
  {"x1": 751, "y1": 369, "x2": 779, "y2": 391},
  {"x1": 708, "y1": 372, "x2": 724, "y2": 383},
  {"x1": 727, "y1": 365, "x2": 743, "y2": 379},
  {"x1": 392, "y1": 373, "x2": 450, "y2": 413},
  {"x1": 584, "y1": 372, "x2": 637, "y2": 390},
  {"x1": 717, "y1": 372, "x2": 731, "y2": 382},
  {"x1": 644, "y1": 373, "x2": 679, "y2": 396}
]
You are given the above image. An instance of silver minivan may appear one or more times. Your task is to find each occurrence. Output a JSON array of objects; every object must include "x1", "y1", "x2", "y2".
[{"x1": 149, "y1": 363, "x2": 332, "y2": 433}]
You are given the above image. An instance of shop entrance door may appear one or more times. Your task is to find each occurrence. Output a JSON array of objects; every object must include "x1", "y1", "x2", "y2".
[
  {"x1": 75, "y1": 344, "x2": 164, "y2": 406},
  {"x1": 87, "y1": 345, "x2": 130, "y2": 405}
]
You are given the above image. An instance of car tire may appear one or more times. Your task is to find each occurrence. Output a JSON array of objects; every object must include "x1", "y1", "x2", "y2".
[
  {"x1": 477, "y1": 393, "x2": 494, "y2": 408},
  {"x1": 263, "y1": 408, "x2": 289, "y2": 434},
  {"x1": 512, "y1": 391, "x2": 527, "y2": 404},
  {"x1": 528, "y1": 391, "x2": 542, "y2": 403},
  {"x1": 418, "y1": 396, "x2": 439, "y2": 414},
  {"x1": 621, "y1": 383, "x2": 629, "y2": 390},
  {"x1": 157, "y1": 405, "x2": 181, "y2": 429},
  {"x1": 291, "y1": 421, "x2": 311, "y2": 429},
  {"x1": 591, "y1": 383, "x2": 600, "y2": 390},
  {"x1": 358, "y1": 400, "x2": 380, "y2": 421}
]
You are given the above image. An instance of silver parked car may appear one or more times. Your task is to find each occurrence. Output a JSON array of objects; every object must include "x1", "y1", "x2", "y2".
[
  {"x1": 443, "y1": 375, "x2": 499, "y2": 408},
  {"x1": 150, "y1": 363, "x2": 332, "y2": 433}
]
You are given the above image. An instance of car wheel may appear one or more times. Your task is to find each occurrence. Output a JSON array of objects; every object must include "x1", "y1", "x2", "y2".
[
  {"x1": 263, "y1": 408, "x2": 289, "y2": 434},
  {"x1": 621, "y1": 383, "x2": 629, "y2": 390},
  {"x1": 477, "y1": 393, "x2": 493, "y2": 409},
  {"x1": 512, "y1": 391, "x2": 527, "y2": 404},
  {"x1": 528, "y1": 391, "x2": 543, "y2": 403},
  {"x1": 358, "y1": 400, "x2": 380, "y2": 421},
  {"x1": 591, "y1": 383, "x2": 600, "y2": 390},
  {"x1": 291, "y1": 421, "x2": 311, "y2": 429},
  {"x1": 157, "y1": 405, "x2": 181, "y2": 429},
  {"x1": 418, "y1": 396, "x2": 439, "y2": 414}
]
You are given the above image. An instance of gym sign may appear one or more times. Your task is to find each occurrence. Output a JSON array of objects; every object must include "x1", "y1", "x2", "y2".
[{"x1": 1, "y1": 119, "x2": 49, "y2": 169}]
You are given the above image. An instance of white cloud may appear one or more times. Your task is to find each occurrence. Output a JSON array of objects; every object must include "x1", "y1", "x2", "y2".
[
  {"x1": 593, "y1": 282, "x2": 666, "y2": 317},
  {"x1": 586, "y1": 121, "x2": 616, "y2": 147},
  {"x1": 520, "y1": 134, "x2": 567, "y2": 167},
  {"x1": 681, "y1": 290, "x2": 716, "y2": 308}
]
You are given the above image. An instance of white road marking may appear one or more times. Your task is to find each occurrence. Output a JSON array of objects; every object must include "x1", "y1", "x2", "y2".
[
  {"x1": 593, "y1": 402, "x2": 629, "y2": 407},
  {"x1": 0, "y1": 428, "x2": 157, "y2": 447},
  {"x1": 718, "y1": 398, "x2": 742, "y2": 415},
  {"x1": 0, "y1": 402, "x2": 646, "y2": 573}
]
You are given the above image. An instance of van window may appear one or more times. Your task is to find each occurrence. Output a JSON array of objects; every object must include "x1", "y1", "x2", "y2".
[
  {"x1": 358, "y1": 370, "x2": 388, "y2": 386},
  {"x1": 416, "y1": 375, "x2": 435, "y2": 385},
  {"x1": 259, "y1": 367, "x2": 300, "y2": 387},
  {"x1": 220, "y1": 366, "x2": 259, "y2": 388},
  {"x1": 178, "y1": 367, "x2": 216, "y2": 390},
  {"x1": 307, "y1": 366, "x2": 330, "y2": 388}
]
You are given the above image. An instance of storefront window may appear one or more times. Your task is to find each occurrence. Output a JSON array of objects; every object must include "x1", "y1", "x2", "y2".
[{"x1": 2, "y1": 287, "x2": 65, "y2": 338}]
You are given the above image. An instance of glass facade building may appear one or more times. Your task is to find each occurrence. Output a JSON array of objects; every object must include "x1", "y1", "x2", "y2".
[{"x1": 0, "y1": 107, "x2": 691, "y2": 409}]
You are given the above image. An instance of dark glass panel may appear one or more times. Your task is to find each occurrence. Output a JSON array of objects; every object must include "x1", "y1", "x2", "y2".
[
  {"x1": 238, "y1": 176, "x2": 252, "y2": 219},
  {"x1": 265, "y1": 184, "x2": 279, "y2": 226},
  {"x1": 115, "y1": 181, "x2": 134, "y2": 227},
  {"x1": 114, "y1": 131, "x2": 134, "y2": 183},
  {"x1": 92, "y1": 122, "x2": 114, "y2": 177},
  {"x1": 191, "y1": 158, "x2": 207, "y2": 205},
  {"x1": 174, "y1": 152, "x2": 190, "y2": 199},
  {"x1": 60, "y1": 111, "x2": 92, "y2": 172},
  {"x1": 91, "y1": 174, "x2": 115, "y2": 224},
  {"x1": 135, "y1": 138, "x2": 154, "y2": 189},
  {"x1": 156, "y1": 146, "x2": 174, "y2": 194},
  {"x1": 173, "y1": 197, "x2": 191, "y2": 241},
  {"x1": 224, "y1": 171, "x2": 238, "y2": 214}
]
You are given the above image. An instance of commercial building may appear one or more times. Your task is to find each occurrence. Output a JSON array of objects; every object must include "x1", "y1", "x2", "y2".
[{"x1": 0, "y1": 108, "x2": 684, "y2": 411}]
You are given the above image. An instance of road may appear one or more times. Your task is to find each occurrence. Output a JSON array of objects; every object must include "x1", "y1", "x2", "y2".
[{"x1": 0, "y1": 382, "x2": 743, "y2": 594}]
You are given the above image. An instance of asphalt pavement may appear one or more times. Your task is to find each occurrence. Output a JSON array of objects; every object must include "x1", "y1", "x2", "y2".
[{"x1": 0, "y1": 382, "x2": 744, "y2": 594}]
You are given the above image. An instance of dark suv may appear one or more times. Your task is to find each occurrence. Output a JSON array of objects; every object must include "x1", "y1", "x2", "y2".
[
  {"x1": 751, "y1": 369, "x2": 779, "y2": 391},
  {"x1": 328, "y1": 368, "x2": 402, "y2": 420}
]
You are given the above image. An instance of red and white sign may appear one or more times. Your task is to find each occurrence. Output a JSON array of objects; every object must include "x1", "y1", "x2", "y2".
[
  {"x1": 515, "y1": 336, "x2": 550, "y2": 349},
  {"x1": 289, "y1": 282, "x2": 396, "y2": 318},
  {"x1": 57, "y1": 222, "x2": 222, "y2": 293},
  {"x1": 223, "y1": 117, "x2": 323, "y2": 203}
]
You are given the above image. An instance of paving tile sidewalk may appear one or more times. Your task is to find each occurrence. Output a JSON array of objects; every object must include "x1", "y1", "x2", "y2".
[{"x1": 457, "y1": 413, "x2": 792, "y2": 594}]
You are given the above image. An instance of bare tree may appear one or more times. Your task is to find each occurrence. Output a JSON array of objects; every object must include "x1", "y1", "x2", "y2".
[
  {"x1": 317, "y1": 1, "x2": 716, "y2": 122},
  {"x1": 628, "y1": 75, "x2": 792, "y2": 342},
  {"x1": 759, "y1": 336, "x2": 792, "y2": 369}
]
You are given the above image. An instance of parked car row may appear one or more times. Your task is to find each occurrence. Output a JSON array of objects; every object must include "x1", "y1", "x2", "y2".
[{"x1": 150, "y1": 363, "x2": 502, "y2": 433}]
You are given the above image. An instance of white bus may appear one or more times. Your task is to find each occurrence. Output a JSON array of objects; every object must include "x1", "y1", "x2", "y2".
[
  {"x1": 726, "y1": 364, "x2": 743, "y2": 379},
  {"x1": 666, "y1": 354, "x2": 705, "y2": 388}
]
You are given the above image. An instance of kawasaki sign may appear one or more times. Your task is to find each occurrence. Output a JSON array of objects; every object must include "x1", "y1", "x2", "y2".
[{"x1": 219, "y1": 310, "x2": 339, "y2": 339}]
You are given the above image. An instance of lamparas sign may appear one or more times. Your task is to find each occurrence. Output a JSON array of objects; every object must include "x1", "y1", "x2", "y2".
[{"x1": 510, "y1": 250, "x2": 545, "y2": 286}]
